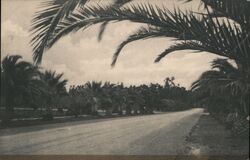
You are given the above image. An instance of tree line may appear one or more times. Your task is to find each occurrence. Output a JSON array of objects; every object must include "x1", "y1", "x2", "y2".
[
  {"x1": 1, "y1": 55, "x2": 193, "y2": 125},
  {"x1": 1, "y1": 53, "x2": 248, "y2": 136}
]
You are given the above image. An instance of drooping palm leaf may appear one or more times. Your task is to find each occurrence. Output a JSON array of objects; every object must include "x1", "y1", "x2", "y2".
[
  {"x1": 191, "y1": 58, "x2": 249, "y2": 96},
  {"x1": 192, "y1": 57, "x2": 250, "y2": 114},
  {"x1": 31, "y1": 2, "x2": 250, "y2": 66},
  {"x1": 111, "y1": 26, "x2": 168, "y2": 66},
  {"x1": 97, "y1": 0, "x2": 133, "y2": 41},
  {"x1": 154, "y1": 41, "x2": 225, "y2": 63},
  {"x1": 30, "y1": 0, "x2": 89, "y2": 64}
]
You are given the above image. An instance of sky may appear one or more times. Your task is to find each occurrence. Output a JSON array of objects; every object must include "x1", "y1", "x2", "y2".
[{"x1": 1, "y1": 0, "x2": 220, "y2": 89}]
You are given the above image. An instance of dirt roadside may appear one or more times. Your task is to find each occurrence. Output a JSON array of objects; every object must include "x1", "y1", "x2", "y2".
[{"x1": 185, "y1": 113, "x2": 249, "y2": 159}]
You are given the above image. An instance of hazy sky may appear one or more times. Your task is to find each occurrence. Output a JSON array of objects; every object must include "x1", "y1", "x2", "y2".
[{"x1": 1, "y1": 0, "x2": 220, "y2": 89}]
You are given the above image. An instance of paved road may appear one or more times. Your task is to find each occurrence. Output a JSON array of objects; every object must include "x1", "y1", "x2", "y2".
[{"x1": 0, "y1": 108, "x2": 203, "y2": 155}]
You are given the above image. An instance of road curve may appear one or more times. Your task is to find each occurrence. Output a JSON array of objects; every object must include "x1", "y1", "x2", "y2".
[{"x1": 0, "y1": 108, "x2": 204, "y2": 155}]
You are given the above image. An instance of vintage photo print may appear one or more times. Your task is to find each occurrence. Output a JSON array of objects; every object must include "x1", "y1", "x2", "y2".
[{"x1": 1, "y1": 0, "x2": 249, "y2": 159}]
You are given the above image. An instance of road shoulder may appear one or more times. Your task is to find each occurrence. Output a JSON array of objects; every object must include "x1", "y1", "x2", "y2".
[{"x1": 186, "y1": 113, "x2": 249, "y2": 157}]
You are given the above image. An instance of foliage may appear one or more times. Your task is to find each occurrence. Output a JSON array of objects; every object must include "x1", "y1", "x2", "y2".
[
  {"x1": 0, "y1": 54, "x2": 194, "y2": 123},
  {"x1": 1, "y1": 55, "x2": 41, "y2": 123},
  {"x1": 38, "y1": 70, "x2": 68, "y2": 120},
  {"x1": 30, "y1": 0, "x2": 249, "y2": 68},
  {"x1": 67, "y1": 78, "x2": 193, "y2": 116},
  {"x1": 192, "y1": 58, "x2": 249, "y2": 114},
  {"x1": 0, "y1": 55, "x2": 68, "y2": 123}
]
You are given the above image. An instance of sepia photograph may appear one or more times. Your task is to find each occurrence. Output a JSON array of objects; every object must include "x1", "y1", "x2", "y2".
[{"x1": 0, "y1": 0, "x2": 249, "y2": 159}]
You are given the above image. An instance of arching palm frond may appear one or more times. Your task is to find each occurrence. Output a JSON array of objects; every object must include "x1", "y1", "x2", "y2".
[
  {"x1": 154, "y1": 41, "x2": 225, "y2": 63},
  {"x1": 155, "y1": 13, "x2": 249, "y2": 64},
  {"x1": 192, "y1": 57, "x2": 250, "y2": 114},
  {"x1": 191, "y1": 70, "x2": 229, "y2": 95},
  {"x1": 211, "y1": 58, "x2": 238, "y2": 73},
  {"x1": 32, "y1": 4, "x2": 175, "y2": 61},
  {"x1": 98, "y1": 0, "x2": 133, "y2": 41},
  {"x1": 111, "y1": 26, "x2": 168, "y2": 66},
  {"x1": 184, "y1": 0, "x2": 250, "y2": 29},
  {"x1": 191, "y1": 58, "x2": 248, "y2": 96},
  {"x1": 30, "y1": 0, "x2": 134, "y2": 64},
  {"x1": 30, "y1": 0, "x2": 89, "y2": 64},
  {"x1": 202, "y1": 0, "x2": 250, "y2": 29},
  {"x1": 31, "y1": 2, "x2": 250, "y2": 67}
]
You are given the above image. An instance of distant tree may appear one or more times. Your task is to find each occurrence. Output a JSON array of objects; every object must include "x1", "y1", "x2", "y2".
[
  {"x1": 39, "y1": 70, "x2": 68, "y2": 120},
  {"x1": 68, "y1": 85, "x2": 89, "y2": 117},
  {"x1": 85, "y1": 81, "x2": 103, "y2": 114}
]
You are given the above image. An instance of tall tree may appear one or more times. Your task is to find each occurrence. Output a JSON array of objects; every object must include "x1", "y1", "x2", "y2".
[
  {"x1": 39, "y1": 70, "x2": 68, "y2": 119},
  {"x1": 1, "y1": 55, "x2": 40, "y2": 123},
  {"x1": 192, "y1": 58, "x2": 250, "y2": 115}
]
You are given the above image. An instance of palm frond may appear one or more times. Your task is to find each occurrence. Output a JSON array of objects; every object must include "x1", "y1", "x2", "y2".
[
  {"x1": 202, "y1": 0, "x2": 250, "y2": 29},
  {"x1": 30, "y1": 0, "x2": 89, "y2": 64},
  {"x1": 154, "y1": 40, "x2": 230, "y2": 63},
  {"x1": 155, "y1": 41, "x2": 208, "y2": 63},
  {"x1": 97, "y1": 0, "x2": 133, "y2": 41},
  {"x1": 40, "y1": 70, "x2": 68, "y2": 95},
  {"x1": 111, "y1": 26, "x2": 167, "y2": 66},
  {"x1": 191, "y1": 57, "x2": 249, "y2": 99},
  {"x1": 184, "y1": 0, "x2": 250, "y2": 29},
  {"x1": 30, "y1": 4, "x2": 185, "y2": 63},
  {"x1": 211, "y1": 58, "x2": 238, "y2": 73},
  {"x1": 191, "y1": 70, "x2": 227, "y2": 91},
  {"x1": 97, "y1": 21, "x2": 109, "y2": 41},
  {"x1": 30, "y1": 2, "x2": 250, "y2": 66},
  {"x1": 113, "y1": 0, "x2": 133, "y2": 6},
  {"x1": 2, "y1": 55, "x2": 22, "y2": 67}
]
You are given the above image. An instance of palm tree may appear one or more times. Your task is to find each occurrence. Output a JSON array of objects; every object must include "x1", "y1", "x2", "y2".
[
  {"x1": 40, "y1": 70, "x2": 68, "y2": 99},
  {"x1": 85, "y1": 81, "x2": 103, "y2": 114},
  {"x1": 192, "y1": 58, "x2": 249, "y2": 115},
  {"x1": 39, "y1": 70, "x2": 68, "y2": 120},
  {"x1": 1, "y1": 55, "x2": 40, "y2": 124},
  {"x1": 113, "y1": 84, "x2": 127, "y2": 115}
]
